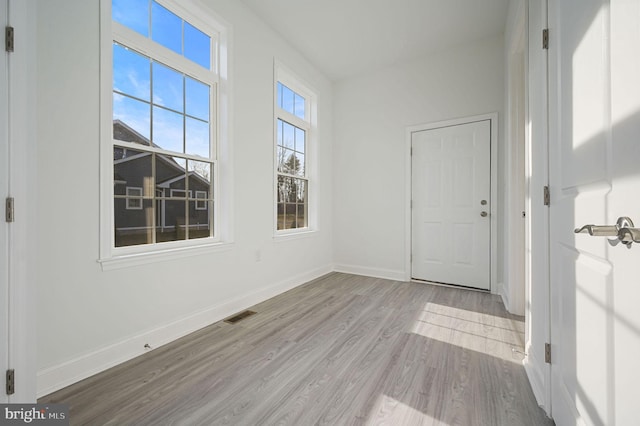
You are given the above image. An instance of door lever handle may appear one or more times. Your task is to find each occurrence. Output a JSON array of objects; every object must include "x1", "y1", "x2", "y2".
[
  {"x1": 574, "y1": 224, "x2": 619, "y2": 237},
  {"x1": 618, "y1": 226, "x2": 640, "y2": 245},
  {"x1": 575, "y1": 216, "x2": 640, "y2": 246}
]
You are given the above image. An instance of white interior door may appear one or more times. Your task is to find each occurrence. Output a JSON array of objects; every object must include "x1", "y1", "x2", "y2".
[
  {"x1": 1, "y1": 0, "x2": 10, "y2": 404},
  {"x1": 411, "y1": 119, "x2": 491, "y2": 290},
  {"x1": 548, "y1": 0, "x2": 640, "y2": 424}
]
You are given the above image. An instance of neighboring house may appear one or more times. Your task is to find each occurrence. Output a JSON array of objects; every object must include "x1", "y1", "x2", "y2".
[{"x1": 113, "y1": 120, "x2": 211, "y2": 246}]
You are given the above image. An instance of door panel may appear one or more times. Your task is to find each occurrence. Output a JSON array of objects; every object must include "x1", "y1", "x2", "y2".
[
  {"x1": 411, "y1": 120, "x2": 491, "y2": 290},
  {"x1": 549, "y1": 0, "x2": 640, "y2": 424}
]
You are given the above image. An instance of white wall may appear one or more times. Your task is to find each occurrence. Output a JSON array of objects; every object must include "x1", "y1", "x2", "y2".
[
  {"x1": 35, "y1": 0, "x2": 333, "y2": 396},
  {"x1": 333, "y1": 36, "x2": 505, "y2": 283}
]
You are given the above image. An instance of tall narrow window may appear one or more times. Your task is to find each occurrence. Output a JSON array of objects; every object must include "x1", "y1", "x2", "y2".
[
  {"x1": 110, "y1": 0, "x2": 218, "y2": 249},
  {"x1": 274, "y1": 68, "x2": 314, "y2": 233}
]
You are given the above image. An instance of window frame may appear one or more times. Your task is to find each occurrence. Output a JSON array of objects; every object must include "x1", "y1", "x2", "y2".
[
  {"x1": 99, "y1": 0, "x2": 232, "y2": 269},
  {"x1": 273, "y1": 62, "x2": 317, "y2": 236}
]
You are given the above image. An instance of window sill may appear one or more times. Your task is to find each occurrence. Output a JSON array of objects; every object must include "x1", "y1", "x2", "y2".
[
  {"x1": 273, "y1": 229, "x2": 317, "y2": 242},
  {"x1": 98, "y1": 241, "x2": 234, "y2": 271}
]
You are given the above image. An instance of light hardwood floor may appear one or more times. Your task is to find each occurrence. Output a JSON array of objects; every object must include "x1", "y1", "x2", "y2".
[{"x1": 40, "y1": 273, "x2": 553, "y2": 426}]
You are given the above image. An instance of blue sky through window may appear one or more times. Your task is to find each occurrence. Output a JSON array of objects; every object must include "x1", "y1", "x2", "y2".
[
  {"x1": 277, "y1": 82, "x2": 305, "y2": 119},
  {"x1": 113, "y1": 0, "x2": 149, "y2": 37},
  {"x1": 151, "y1": 1, "x2": 182, "y2": 55},
  {"x1": 113, "y1": 0, "x2": 211, "y2": 70},
  {"x1": 152, "y1": 62, "x2": 183, "y2": 112},
  {"x1": 184, "y1": 23, "x2": 211, "y2": 69},
  {"x1": 112, "y1": 1, "x2": 212, "y2": 157},
  {"x1": 113, "y1": 44, "x2": 150, "y2": 101}
]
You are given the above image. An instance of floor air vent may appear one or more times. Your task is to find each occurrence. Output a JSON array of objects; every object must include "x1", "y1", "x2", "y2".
[{"x1": 223, "y1": 310, "x2": 257, "y2": 324}]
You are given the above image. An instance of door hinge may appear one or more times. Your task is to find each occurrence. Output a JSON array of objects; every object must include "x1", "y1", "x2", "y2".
[
  {"x1": 6, "y1": 369, "x2": 15, "y2": 395},
  {"x1": 542, "y1": 28, "x2": 549, "y2": 50},
  {"x1": 543, "y1": 186, "x2": 550, "y2": 206},
  {"x1": 6, "y1": 197, "x2": 14, "y2": 222},
  {"x1": 544, "y1": 343, "x2": 551, "y2": 364},
  {"x1": 5, "y1": 26, "x2": 14, "y2": 52}
]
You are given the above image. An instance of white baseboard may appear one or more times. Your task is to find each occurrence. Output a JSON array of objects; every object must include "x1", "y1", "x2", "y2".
[
  {"x1": 497, "y1": 281, "x2": 510, "y2": 311},
  {"x1": 333, "y1": 264, "x2": 406, "y2": 282},
  {"x1": 523, "y1": 351, "x2": 550, "y2": 416},
  {"x1": 37, "y1": 264, "x2": 333, "y2": 398}
]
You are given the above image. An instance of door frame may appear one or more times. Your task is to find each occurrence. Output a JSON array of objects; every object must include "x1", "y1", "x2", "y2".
[
  {"x1": 1, "y1": 0, "x2": 8, "y2": 404},
  {"x1": 523, "y1": 0, "x2": 552, "y2": 416},
  {"x1": 405, "y1": 113, "x2": 498, "y2": 292}
]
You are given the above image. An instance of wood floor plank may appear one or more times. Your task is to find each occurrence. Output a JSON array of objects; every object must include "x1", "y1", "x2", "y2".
[{"x1": 40, "y1": 273, "x2": 553, "y2": 426}]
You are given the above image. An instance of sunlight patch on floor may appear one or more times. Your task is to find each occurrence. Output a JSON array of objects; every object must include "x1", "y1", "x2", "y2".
[
  {"x1": 410, "y1": 302, "x2": 525, "y2": 364},
  {"x1": 366, "y1": 393, "x2": 445, "y2": 426}
]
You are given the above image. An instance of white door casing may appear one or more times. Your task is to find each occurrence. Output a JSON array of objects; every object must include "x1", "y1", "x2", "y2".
[
  {"x1": 411, "y1": 118, "x2": 492, "y2": 290},
  {"x1": 524, "y1": 0, "x2": 552, "y2": 415},
  {"x1": 548, "y1": 0, "x2": 640, "y2": 424},
  {"x1": 1, "y1": 0, "x2": 10, "y2": 405}
]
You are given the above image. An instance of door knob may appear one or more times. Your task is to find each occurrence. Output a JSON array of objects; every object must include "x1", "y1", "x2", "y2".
[
  {"x1": 575, "y1": 216, "x2": 640, "y2": 246},
  {"x1": 480, "y1": 211, "x2": 488, "y2": 217}
]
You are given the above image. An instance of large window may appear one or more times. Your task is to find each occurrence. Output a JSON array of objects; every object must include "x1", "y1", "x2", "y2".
[
  {"x1": 110, "y1": 0, "x2": 218, "y2": 249},
  {"x1": 275, "y1": 69, "x2": 315, "y2": 233}
]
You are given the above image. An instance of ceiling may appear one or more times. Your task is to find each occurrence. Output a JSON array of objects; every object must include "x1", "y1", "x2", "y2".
[{"x1": 239, "y1": 0, "x2": 510, "y2": 81}]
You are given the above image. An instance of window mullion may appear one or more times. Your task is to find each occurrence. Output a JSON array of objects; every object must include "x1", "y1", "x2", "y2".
[
  {"x1": 276, "y1": 109, "x2": 309, "y2": 130},
  {"x1": 113, "y1": 26, "x2": 216, "y2": 85}
]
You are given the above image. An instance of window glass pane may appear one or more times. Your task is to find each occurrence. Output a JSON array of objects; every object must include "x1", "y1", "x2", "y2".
[
  {"x1": 158, "y1": 200, "x2": 187, "y2": 242},
  {"x1": 277, "y1": 175, "x2": 294, "y2": 203},
  {"x1": 185, "y1": 77, "x2": 210, "y2": 121},
  {"x1": 113, "y1": 44, "x2": 150, "y2": 101},
  {"x1": 295, "y1": 178, "x2": 307, "y2": 203},
  {"x1": 187, "y1": 160, "x2": 212, "y2": 239},
  {"x1": 185, "y1": 118, "x2": 210, "y2": 158},
  {"x1": 280, "y1": 149, "x2": 297, "y2": 174},
  {"x1": 113, "y1": 0, "x2": 149, "y2": 37},
  {"x1": 113, "y1": 148, "x2": 153, "y2": 194},
  {"x1": 294, "y1": 93, "x2": 305, "y2": 119},
  {"x1": 152, "y1": 106, "x2": 184, "y2": 153},
  {"x1": 152, "y1": 62, "x2": 184, "y2": 113},
  {"x1": 115, "y1": 198, "x2": 154, "y2": 246},
  {"x1": 277, "y1": 203, "x2": 285, "y2": 230},
  {"x1": 282, "y1": 121, "x2": 294, "y2": 149},
  {"x1": 295, "y1": 127, "x2": 305, "y2": 154},
  {"x1": 276, "y1": 147, "x2": 285, "y2": 173},
  {"x1": 188, "y1": 160, "x2": 212, "y2": 185},
  {"x1": 156, "y1": 154, "x2": 186, "y2": 195},
  {"x1": 294, "y1": 152, "x2": 305, "y2": 177},
  {"x1": 295, "y1": 179, "x2": 307, "y2": 228},
  {"x1": 114, "y1": 148, "x2": 154, "y2": 247},
  {"x1": 296, "y1": 204, "x2": 307, "y2": 228},
  {"x1": 113, "y1": 93, "x2": 151, "y2": 142},
  {"x1": 277, "y1": 82, "x2": 283, "y2": 109},
  {"x1": 188, "y1": 199, "x2": 212, "y2": 239},
  {"x1": 151, "y1": 1, "x2": 182, "y2": 55},
  {"x1": 276, "y1": 119, "x2": 283, "y2": 147},
  {"x1": 281, "y1": 84, "x2": 294, "y2": 114},
  {"x1": 184, "y1": 22, "x2": 211, "y2": 69}
]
